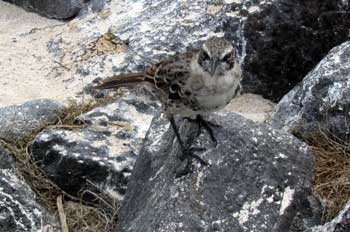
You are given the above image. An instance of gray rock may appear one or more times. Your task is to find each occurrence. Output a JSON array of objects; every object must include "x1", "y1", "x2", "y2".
[
  {"x1": 80, "y1": 0, "x2": 107, "y2": 13},
  {"x1": 115, "y1": 113, "x2": 320, "y2": 232},
  {"x1": 0, "y1": 146, "x2": 15, "y2": 170},
  {"x1": 272, "y1": 41, "x2": 350, "y2": 142},
  {"x1": 307, "y1": 201, "x2": 350, "y2": 232},
  {"x1": 0, "y1": 99, "x2": 64, "y2": 142},
  {"x1": 30, "y1": 94, "x2": 160, "y2": 202},
  {"x1": 3, "y1": 0, "x2": 85, "y2": 19},
  {"x1": 241, "y1": 0, "x2": 350, "y2": 101},
  {"x1": 0, "y1": 146, "x2": 59, "y2": 232}
]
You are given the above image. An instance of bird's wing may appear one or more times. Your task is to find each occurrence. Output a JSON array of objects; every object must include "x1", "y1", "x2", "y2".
[
  {"x1": 93, "y1": 73, "x2": 148, "y2": 89},
  {"x1": 94, "y1": 49, "x2": 198, "y2": 99},
  {"x1": 145, "y1": 50, "x2": 197, "y2": 99}
]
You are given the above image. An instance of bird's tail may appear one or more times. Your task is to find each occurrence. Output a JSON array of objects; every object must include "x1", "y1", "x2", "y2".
[{"x1": 94, "y1": 72, "x2": 150, "y2": 90}]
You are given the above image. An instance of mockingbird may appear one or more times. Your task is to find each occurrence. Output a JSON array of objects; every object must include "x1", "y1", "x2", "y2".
[{"x1": 94, "y1": 36, "x2": 242, "y2": 177}]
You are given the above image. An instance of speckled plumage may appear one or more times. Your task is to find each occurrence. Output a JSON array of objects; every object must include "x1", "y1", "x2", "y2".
[
  {"x1": 95, "y1": 36, "x2": 243, "y2": 177},
  {"x1": 95, "y1": 36, "x2": 242, "y2": 118}
]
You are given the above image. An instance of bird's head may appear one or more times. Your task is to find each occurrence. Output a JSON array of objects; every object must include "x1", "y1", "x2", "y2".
[{"x1": 198, "y1": 36, "x2": 236, "y2": 77}]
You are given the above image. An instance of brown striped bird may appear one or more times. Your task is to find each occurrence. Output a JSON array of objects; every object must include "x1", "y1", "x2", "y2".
[{"x1": 94, "y1": 36, "x2": 242, "y2": 177}]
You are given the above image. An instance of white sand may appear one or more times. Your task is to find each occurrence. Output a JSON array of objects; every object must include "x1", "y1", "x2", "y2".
[{"x1": 0, "y1": 1, "x2": 78, "y2": 107}]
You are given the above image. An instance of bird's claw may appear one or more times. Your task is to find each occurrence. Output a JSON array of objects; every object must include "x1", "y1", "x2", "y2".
[
  {"x1": 205, "y1": 120, "x2": 222, "y2": 129},
  {"x1": 175, "y1": 163, "x2": 193, "y2": 178},
  {"x1": 175, "y1": 147, "x2": 208, "y2": 178},
  {"x1": 187, "y1": 116, "x2": 220, "y2": 147},
  {"x1": 178, "y1": 147, "x2": 207, "y2": 164},
  {"x1": 169, "y1": 117, "x2": 209, "y2": 179}
]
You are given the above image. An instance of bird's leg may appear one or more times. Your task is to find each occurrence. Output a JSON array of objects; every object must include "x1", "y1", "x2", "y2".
[
  {"x1": 185, "y1": 115, "x2": 221, "y2": 147},
  {"x1": 197, "y1": 115, "x2": 221, "y2": 147},
  {"x1": 169, "y1": 117, "x2": 207, "y2": 177},
  {"x1": 169, "y1": 117, "x2": 207, "y2": 162}
]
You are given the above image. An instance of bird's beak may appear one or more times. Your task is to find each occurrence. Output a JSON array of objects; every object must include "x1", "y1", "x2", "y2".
[{"x1": 210, "y1": 58, "x2": 219, "y2": 77}]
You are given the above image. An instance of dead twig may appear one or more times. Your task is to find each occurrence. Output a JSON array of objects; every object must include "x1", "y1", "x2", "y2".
[{"x1": 57, "y1": 195, "x2": 69, "y2": 232}]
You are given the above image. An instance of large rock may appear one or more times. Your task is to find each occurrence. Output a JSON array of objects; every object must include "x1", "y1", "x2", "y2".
[
  {"x1": 272, "y1": 41, "x2": 350, "y2": 142},
  {"x1": 3, "y1": 0, "x2": 85, "y2": 19},
  {"x1": 115, "y1": 113, "x2": 321, "y2": 232},
  {"x1": 30, "y1": 94, "x2": 160, "y2": 201},
  {"x1": 0, "y1": 146, "x2": 59, "y2": 232},
  {"x1": 0, "y1": 99, "x2": 64, "y2": 142},
  {"x1": 241, "y1": 0, "x2": 350, "y2": 101},
  {"x1": 307, "y1": 201, "x2": 350, "y2": 232}
]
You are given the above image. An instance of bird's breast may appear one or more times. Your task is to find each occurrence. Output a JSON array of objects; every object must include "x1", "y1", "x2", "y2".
[
  {"x1": 189, "y1": 65, "x2": 241, "y2": 112},
  {"x1": 193, "y1": 82, "x2": 240, "y2": 111}
]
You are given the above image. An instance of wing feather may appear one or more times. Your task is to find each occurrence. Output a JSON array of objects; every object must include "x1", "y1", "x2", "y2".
[{"x1": 94, "y1": 49, "x2": 198, "y2": 100}]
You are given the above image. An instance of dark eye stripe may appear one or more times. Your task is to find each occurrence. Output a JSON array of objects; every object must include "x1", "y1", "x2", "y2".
[
  {"x1": 221, "y1": 52, "x2": 233, "y2": 62},
  {"x1": 201, "y1": 51, "x2": 210, "y2": 60},
  {"x1": 169, "y1": 84, "x2": 179, "y2": 93}
]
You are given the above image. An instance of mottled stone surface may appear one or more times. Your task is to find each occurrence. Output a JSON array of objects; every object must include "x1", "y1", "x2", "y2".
[
  {"x1": 0, "y1": 99, "x2": 64, "y2": 142},
  {"x1": 272, "y1": 41, "x2": 350, "y2": 142},
  {"x1": 31, "y1": 94, "x2": 160, "y2": 201},
  {"x1": 3, "y1": 0, "x2": 85, "y2": 19},
  {"x1": 116, "y1": 113, "x2": 320, "y2": 232},
  {"x1": 0, "y1": 146, "x2": 59, "y2": 232},
  {"x1": 307, "y1": 201, "x2": 350, "y2": 232},
  {"x1": 241, "y1": 0, "x2": 350, "y2": 101}
]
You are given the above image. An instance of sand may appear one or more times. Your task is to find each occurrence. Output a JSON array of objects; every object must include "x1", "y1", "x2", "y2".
[{"x1": 0, "y1": 1, "x2": 76, "y2": 107}]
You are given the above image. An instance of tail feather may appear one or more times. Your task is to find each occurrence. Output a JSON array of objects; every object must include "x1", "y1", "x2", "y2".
[{"x1": 94, "y1": 73, "x2": 148, "y2": 90}]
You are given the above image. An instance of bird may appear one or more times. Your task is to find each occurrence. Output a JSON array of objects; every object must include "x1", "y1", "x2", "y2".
[{"x1": 94, "y1": 36, "x2": 242, "y2": 177}]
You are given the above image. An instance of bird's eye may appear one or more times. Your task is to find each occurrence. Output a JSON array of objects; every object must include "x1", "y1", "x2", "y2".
[
  {"x1": 221, "y1": 52, "x2": 233, "y2": 63},
  {"x1": 201, "y1": 51, "x2": 210, "y2": 60}
]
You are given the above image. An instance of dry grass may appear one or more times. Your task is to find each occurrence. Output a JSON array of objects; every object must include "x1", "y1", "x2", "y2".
[
  {"x1": 0, "y1": 95, "x2": 121, "y2": 232},
  {"x1": 56, "y1": 95, "x2": 117, "y2": 127},
  {"x1": 309, "y1": 129, "x2": 350, "y2": 222},
  {"x1": 64, "y1": 194, "x2": 118, "y2": 232}
]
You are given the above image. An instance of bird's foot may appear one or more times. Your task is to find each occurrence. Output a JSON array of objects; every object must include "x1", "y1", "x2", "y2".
[
  {"x1": 178, "y1": 147, "x2": 207, "y2": 163},
  {"x1": 185, "y1": 115, "x2": 221, "y2": 147},
  {"x1": 169, "y1": 117, "x2": 208, "y2": 178},
  {"x1": 175, "y1": 147, "x2": 208, "y2": 178}
]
